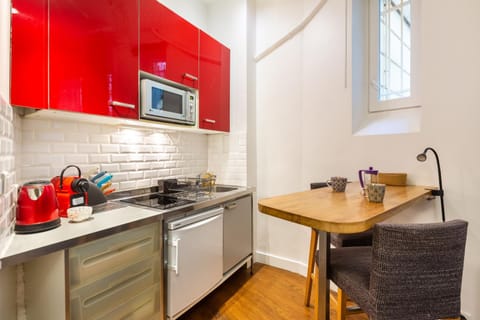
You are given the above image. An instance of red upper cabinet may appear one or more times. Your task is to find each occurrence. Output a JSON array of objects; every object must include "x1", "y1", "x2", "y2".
[
  {"x1": 10, "y1": 0, "x2": 48, "y2": 109},
  {"x1": 199, "y1": 31, "x2": 230, "y2": 132},
  {"x1": 140, "y1": 0, "x2": 199, "y2": 89},
  {"x1": 49, "y1": 0, "x2": 139, "y2": 119}
]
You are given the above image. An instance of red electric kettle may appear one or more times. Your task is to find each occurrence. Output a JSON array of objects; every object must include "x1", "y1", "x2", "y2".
[{"x1": 15, "y1": 180, "x2": 61, "y2": 234}]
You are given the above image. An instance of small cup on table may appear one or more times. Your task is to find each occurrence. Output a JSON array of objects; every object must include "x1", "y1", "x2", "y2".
[
  {"x1": 327, "y1": 177, "x2": 348, "y2": 192},
  {"x1": 367, "y1": 183, "x2": 386, "y2": 203}
]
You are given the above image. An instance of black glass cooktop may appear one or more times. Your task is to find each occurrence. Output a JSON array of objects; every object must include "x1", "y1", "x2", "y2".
[{"x1": 120, "y1": 194, "x2": 195, "y2": 210}]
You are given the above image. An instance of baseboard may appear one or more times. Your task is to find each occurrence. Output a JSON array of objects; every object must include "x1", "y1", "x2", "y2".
[
  {"x1": 255, "y1": 250, "x2": 308, "y2": 276},
  {"x1": 254, "y1": 250, "x2": 339, "y2": 292}
]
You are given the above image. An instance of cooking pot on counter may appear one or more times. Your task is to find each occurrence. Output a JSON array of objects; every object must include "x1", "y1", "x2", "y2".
[{"x1": 15, "y1": 180, "x2": 61, "y2": 234}]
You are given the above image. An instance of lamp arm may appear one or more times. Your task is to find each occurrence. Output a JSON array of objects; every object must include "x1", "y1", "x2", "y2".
[{"x1": 425, "y1": 147, "x2": 446, "y2": 222}]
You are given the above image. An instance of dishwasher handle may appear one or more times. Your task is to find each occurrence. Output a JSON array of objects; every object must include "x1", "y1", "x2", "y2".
[
  {"x1": 168, "y1": 238, "x2": 180, "y2": 275},
  {"x1": 167, "y1": 207, "x2": 224, "y2": 230}
]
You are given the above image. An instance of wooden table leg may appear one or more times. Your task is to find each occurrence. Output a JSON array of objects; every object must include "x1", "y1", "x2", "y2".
[
  {"x1": 304, "y1": 228, "x2": 318, "y2": 306},
  {"x1": 315, "y1": 231, "x2": 330, "y2": 320}
]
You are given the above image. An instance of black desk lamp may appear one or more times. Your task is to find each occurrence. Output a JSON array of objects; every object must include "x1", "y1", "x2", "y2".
[
  {"x1": 417, "y1": 147, "x2": 467, "y2": 320},
  {"x1": 416, "y1": 147, "x2": 445, "y2": 222}
]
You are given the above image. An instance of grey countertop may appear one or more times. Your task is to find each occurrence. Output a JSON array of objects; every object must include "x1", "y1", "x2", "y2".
[{"x1": 0, "y1": 186, "x2": 254, "y2": 269}]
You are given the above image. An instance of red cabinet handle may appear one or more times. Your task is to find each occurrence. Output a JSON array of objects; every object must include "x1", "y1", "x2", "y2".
[
  {"x1": 203, "y1": 118, "x2": 216, "y2": 124},
  {"x1": 110, "y1": 101, "x2": 135, "y2": 109},
  {"x1": 183, "y1": 73, "x2": 198, "y2": 81}
]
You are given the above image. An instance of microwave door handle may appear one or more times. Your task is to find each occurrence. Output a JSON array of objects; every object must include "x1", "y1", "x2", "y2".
[
  {"x1": 110, "y1": 101, "x2": 136, "y2": 109},
  {"x1": 183, "y1": 73, "x2": 198, "y2": 81}
]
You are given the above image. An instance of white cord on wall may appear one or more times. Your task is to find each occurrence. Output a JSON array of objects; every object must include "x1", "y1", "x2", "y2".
[{"x1": 254, "y1": 0, "x2": 329, "y2": 63}]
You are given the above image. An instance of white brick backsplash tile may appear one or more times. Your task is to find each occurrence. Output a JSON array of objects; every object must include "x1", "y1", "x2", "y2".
[
  {"x1": 22, "y1": 118, "x2": 51, "y2": 130},
  {"x1": 65, "y1": 132, "x2": 89, "y2": 143},
  {"x1": 144, "y1": 170, "x2": 158, "y2": 178},
  {"x1": 35, "y1": 154, "x2": 62, "y2": 165},
  {"x1": 144, "y1": 154, "x2": 158, "y2": 161},
  {"x1": 138, "y1": 145, "x2": 152, "y2": 153},
  {"x1": 128, "y1": 154, "x2": 144, "y2": 162},
  {"x1": 23, "y1": 142, "x2": 51, "y2": 153},
  {"x1": 165, "y1": 146, "x2": 177, "y2": 153},
  {"x1": 79, "y1": 123, "x2": 102, "y2": 134},
  {"x1": 77, "y1": 144, "x2": 100, "y2": 153},
  {"x1": 158, "y1": 153, "x2": 169, "y2": 161},
  {"x1": 21, "y1": 166, "x2": 52, "y2": 181},
  {"x1": 101, "y1": 144, "x2": 120, "y2": 153},
  {"x1": 150, "y1": 162, "x2": 164, "y2": 169},
  {"x1": 157, "y1": 169, "x2": 170, "y2": 177},
  {"x1": 100, "y1": 163, "x2": 120, "y2": 172},
  {"x1": 136, "y1": 179, "x2": 151, "y2": 188},
  {"x1": 112, "y1": 172, "x2": 129, "y2": 182},
  {"x1": 52, "y1": 143, "x2": 76, "y2": 153},
  {"x1": 120, "y1": 163, "x2": 137, "y2": 171},
  {"x1": 111, "y1": 154, "x2": 129, "y2": 163},
  {"x1": 90, "y1": 134, "x2": 110, "y2": 143},
  {"x1": 36, "y1": 131, "x2": 65, "y2": 143},
  {"x1": 150, "y1": 145, "x2": 165, "y2": 153},
  {"x1": 164, "y1": 161, "x2": 176, "y2": 169},
  {"x1": 52, "y1": 121, "x2": 78, "y2": 131},
  {"x1": 112, "y1": 132, "x2": 142, "y2": 145},
  {"x1": 89, "y1": 154, "x2": 110, "y2": 163},
  {"x1": 136, "y1": 162, "x2": 151, "y2": 170},
  {"x1": 120, "y1": 144, "x2": 140, "y2": 153},
  {"x1": 21, "y1": 130, "x2": 35, "y2": 141},
  {"x1": 171, "y1": 153, "x2": 182, "y2": 160},
  {"x1": 128, "y1": 171, "x2": 144, "y2": 180},
  {"x1": 119, "y1": 180, "x2": 137, "y2": 191},
  {"x1": 170, "y1": 168, "x2": 182, "y2": 176},
  {"x1": 65, "y1": 154, "x2": 89, "y2": 164}
]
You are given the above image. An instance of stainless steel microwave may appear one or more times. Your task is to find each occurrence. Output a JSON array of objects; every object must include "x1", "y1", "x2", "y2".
[{"x1": 140, "y1": 78, "x2": 196, "y2": 125}]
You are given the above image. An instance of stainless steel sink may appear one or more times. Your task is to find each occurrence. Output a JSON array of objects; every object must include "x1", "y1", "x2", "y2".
[{"x1": 213, "y1": 186, "x2": 238, "y2": 193}]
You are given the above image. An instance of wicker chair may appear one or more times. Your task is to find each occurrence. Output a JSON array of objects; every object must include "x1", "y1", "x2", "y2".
[{"x1": 322, "y1": 220, "x2": 468, "y2": 320}]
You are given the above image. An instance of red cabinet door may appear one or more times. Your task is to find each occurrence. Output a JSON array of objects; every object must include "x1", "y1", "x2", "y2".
[
  {"x1": 140, "y1": 0, "x2": 199, "y2": 89},
  {"x1": 199, "y1": 31, "x2": 230, "y2": 132},
  {"x1": 10, "y1": 0, "x2": 48, "y2": 109},
  {"x1": 50, "y1": 0, "x2": 138, "y2": 119}
]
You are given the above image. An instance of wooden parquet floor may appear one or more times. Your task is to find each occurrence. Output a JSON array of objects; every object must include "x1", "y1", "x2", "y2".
[{"x1": 178, "y1": 263, "x2": 368, "y2": 320}]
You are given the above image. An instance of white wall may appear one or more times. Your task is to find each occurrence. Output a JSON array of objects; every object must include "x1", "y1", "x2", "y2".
[
  {"x1": 157, "y1": 0, "x2": 208, "y2": 30},
  {"x1": 204, "y1": 0, "x2": 249, "y2": 186},
  {"x1": 255, "y1": 0, "x2": 480, "y2": 318},
  {"x1": 0, "y1": 1, "x2": 19, "y2": 318}
]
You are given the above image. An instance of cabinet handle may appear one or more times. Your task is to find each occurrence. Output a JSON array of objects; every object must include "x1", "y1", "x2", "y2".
[
  {"x1": 168, "y1": 238, "x2": 180, "y2": 275},
  {"x1": 183, "y1": 73, "x2": 198, "y2": 81},
  {"x1": 203, "y1": 118, "x2": 216, "y2": 124},
  {"x1": 110, "y1": 101, "x2": 135, "y2": 109},
  {"x1": 225, "y1": 202, "x2": 237, "y2": 210}
]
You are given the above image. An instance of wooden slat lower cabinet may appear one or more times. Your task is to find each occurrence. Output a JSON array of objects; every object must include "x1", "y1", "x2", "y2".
[
  {"x1": 68, "y1": 222, "x2": 163, "y2": 319},
  {"x1": 21, "y1": 222, "x2": 164, "y2": 320}
]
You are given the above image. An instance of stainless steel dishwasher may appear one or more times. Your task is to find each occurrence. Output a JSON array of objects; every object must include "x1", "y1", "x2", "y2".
[{"x1": 166, "y1": 207, "x2": 224, "y2": 320}]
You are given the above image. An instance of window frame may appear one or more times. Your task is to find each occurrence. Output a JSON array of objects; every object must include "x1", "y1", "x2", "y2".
[{"x1": 368, "y1": 0, "x2": 421, "y2": 112}]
